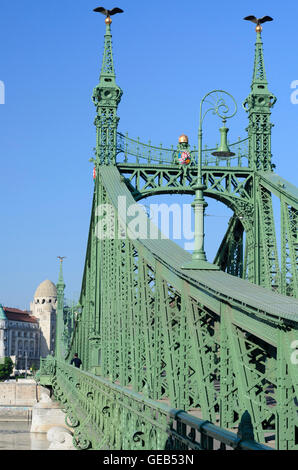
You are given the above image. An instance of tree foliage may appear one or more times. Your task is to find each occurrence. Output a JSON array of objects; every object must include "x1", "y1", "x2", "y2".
[{"x1": 0, "y1": 357, "x2": 14, "y2": 381}]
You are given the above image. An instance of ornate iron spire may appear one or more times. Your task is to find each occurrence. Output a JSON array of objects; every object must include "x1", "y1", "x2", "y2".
[
  {"x1": 251, "y1": 30, "x2": 268, "y2": 90},
  {"x1": 92, "y1": 8, "x2": 123, "y2": 165},
  {"x1": 57, "y1": 256, "x2": 66, "y2": 290},
  {"x1": 56, "y1": 257, "x2": 66, "y2": 359},
  {"x1": 100, "y1": 18, "x2": 116, "y2": 82},
  {"x1": 243, "y1": 17, "x2": 276, "y2": 171}
]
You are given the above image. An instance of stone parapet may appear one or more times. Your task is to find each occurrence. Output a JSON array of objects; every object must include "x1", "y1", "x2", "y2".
[
  {"x1": 30, "y1": 392, "x2": 72, "y2": 437},
  {"x1": 0, "y1": 381, "x2": 41, "y2": 406},
  {"x1": 0, "y1": 406, "x2": 32, "y2": 421}
]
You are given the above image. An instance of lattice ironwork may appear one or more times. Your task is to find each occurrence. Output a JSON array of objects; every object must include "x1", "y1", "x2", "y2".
[
  {"x1": 116, "y1": 132, "x2": 249, "y2": 168},
  {"x1": 38, "y1": 15, "x2": 298, "y2": 452}
]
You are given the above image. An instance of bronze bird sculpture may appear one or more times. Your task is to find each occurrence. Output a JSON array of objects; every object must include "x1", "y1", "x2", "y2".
[
  {"x1": 94, "y1": 6, "x2": 124, "y2": 24},
  {"x1": 244, "y1": 15, "x2": 273, "y2": 32},
  {"x1": 94, "y1": 6, "x2": 124, "y2": 17}
]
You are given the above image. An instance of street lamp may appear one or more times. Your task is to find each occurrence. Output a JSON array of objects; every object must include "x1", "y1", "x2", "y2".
[{"x1": 182, "y1": 90, "x2": 237, "y2": 270}]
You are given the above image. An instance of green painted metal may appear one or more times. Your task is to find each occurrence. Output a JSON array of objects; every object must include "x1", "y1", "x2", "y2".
[
  {"x1": 243, "y1": 31, "x2": 277, "y2": 172},
  {"x1": 55, "y1": 258, "x2": 65, "y2": 360},
  {"x1": 117, "y1": 132, "x2": 249, "y2": 166},
  {"x1": 213, "y1": 215, "x2": 244, "y2": 276},
  {"x1": 47, "y1": 165, "x2": 298, "y2": 449},
  {"x1": 39, "y1": 358, "x2": 272, "y2": 450},
  {"x1": 36, "y1": 14, "x2": 298, "y2": 451},
  {"x1": 0, "y1": 304, "x2": 7, "y2": 320},
  {"x1": 183, "y1": 90, "x2": 237, "y2": 270},
  {"x1": 92, "y1": 20, "x2": 122, "y2": 166}
]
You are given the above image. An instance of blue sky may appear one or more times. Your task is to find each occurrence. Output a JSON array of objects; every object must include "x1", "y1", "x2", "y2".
[{"x1": 0, "y1": 1, "x2": 297, "y2": 309}]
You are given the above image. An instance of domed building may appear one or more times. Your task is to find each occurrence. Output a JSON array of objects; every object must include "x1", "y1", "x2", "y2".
[
  {"x1": 34, "y1": 280, "x2": 57, "y2": 300},
  {"x1": 30, "y1": 280, "x2": 58, "y2": 358},
  {"x1": 0, "y1": 279, "x2": 58, "y2": 370}
]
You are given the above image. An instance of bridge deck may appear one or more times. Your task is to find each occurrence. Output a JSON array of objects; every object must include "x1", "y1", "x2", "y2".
[
  {"x1": 100, "y1": 166, "x2": 298, "y2": 322},
  {"x1": 259, "y1": 171, "x2": 298, "y2": 206}
]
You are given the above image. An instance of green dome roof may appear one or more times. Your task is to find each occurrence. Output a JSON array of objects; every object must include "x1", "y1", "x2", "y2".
[{"x1": 0, "y1": 304, "x2": 7, "y2": 320}]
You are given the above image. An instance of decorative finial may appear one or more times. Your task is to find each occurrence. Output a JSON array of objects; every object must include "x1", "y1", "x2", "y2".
[
  {"x1": 179, "y1": 134, "x2": 189, "y2": 144},
  {"x1": 94, "y1": 6, "x2": 124, "y2": 24},
  {"x1": 243, "y1": 15, "x2": 273, "y2": 33},
  {"x1": 57, "y1": 256, "x2": 66, "y2": 264}
]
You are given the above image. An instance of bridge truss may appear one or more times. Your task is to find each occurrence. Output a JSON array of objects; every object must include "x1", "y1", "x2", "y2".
[{"x1": 38, "y1": 15, "x2": 298, "y2": 450}]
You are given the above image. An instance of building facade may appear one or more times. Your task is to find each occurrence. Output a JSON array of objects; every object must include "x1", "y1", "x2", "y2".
[
  {"x1": 30, "y1": 280, "x2": 57, "y2": 357},
  {"x1": 0, "y1": 279, "x2": 58, "y2": 370}
]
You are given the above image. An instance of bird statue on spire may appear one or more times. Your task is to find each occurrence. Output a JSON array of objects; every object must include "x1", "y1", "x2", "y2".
[
  {"x1": 244, "y1": 15, "x2": 273, "y2": 33},
  {"x1": 94, "y1": 6, "x2": 124, "y2": 24},
  {"x1": 57, "y1": 256, "x2": 66, "y2": 264}
]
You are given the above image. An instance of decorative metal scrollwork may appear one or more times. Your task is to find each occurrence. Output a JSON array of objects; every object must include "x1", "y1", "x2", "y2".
[
  {"x1": 40, "y1": 356, "x2": 56, "y2": 376},
  {"x1": 73, "y1": 431, "x2": 91, "y2": 451},
  {"x1": 132, "y1": 431, "x2": 145, "y2": 445},
  {"x1": 200, "y1": 90, "x2": 237, "y2": 125},
  {"x1": 102, "y1": 406, "x2": 110, "y2": 416},
  {"x1": 65, "y1": 413, "x2": 79, "y2": 429}
]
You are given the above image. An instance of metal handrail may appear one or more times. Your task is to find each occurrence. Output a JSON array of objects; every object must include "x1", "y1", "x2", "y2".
[
  {"x1": 117, "y1": 132, "x2": 249, "y2": 154},
  {"x1": 115, "y1": 132, "x2": 249, "y2": 167},
  {"x1": 38, "y1": 358, "x2": 274, "y2": 451},
  {"x1": 169, "y1": 409, "x2": 273, "y2": 451}
]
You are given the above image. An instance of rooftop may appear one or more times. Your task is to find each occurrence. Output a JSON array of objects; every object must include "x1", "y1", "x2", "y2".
[
  {"x1": 34, "y1": 280, "x2": 57, "y2": 298},
  {"x1": 3, "y1": 307, "x2": 38, "y2": 324}
]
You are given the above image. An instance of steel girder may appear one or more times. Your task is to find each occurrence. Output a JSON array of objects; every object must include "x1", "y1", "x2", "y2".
[
  {"x1": 46, "y1": 18, "x2": 298, "y2": 452},
  {"x1": 39, "y1": 358, "x2": 272, "y2": 450},
  {"x1": 58, "y1": 168, "x2": 298, "y2": 450},
  {"x1": 281, "y1": 202, "x2": 298, "y2": 297},
  {"x1": 213, "y1": 215, "x2": 244, "y2": 277},
  {"x1": 117, "y1": 163, "x2": 298, "y2": 298}
]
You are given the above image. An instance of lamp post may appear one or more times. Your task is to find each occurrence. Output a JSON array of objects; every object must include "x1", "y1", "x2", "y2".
[{"x1": 182, "y1": 90, "x2": 237, "y2": 270}]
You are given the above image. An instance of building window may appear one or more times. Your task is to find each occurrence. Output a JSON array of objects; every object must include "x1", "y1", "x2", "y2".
[{"x1": 17, "y1": 340, "x2": 23, "y2": 354}]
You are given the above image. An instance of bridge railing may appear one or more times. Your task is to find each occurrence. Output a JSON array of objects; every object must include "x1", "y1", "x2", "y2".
[
  {"x1": 38, "y1": 357, "x2": 272, "y2": 451},
  {"x1": 115, "y1": 133, "x2": 249, "y2": 168},
  {"x1": 168, "y1": 410, "x2": 273, "y2": 451}
]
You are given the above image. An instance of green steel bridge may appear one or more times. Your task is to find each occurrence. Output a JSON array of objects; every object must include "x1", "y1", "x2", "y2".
[{"x1": 38, "y1": 13, "x2": 298, "y2": 451}]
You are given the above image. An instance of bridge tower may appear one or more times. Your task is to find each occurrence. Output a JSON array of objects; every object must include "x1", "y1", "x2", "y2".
[
  {"x1": 38, "y1": 13, "x2": 298, "y2": 451},
  {"x1": 92, "y1": 16, "x2": 123, "y2": 166},
  {"x1": 243, "y1": 29, "x2": 277, "y2": 171},
  {"x1": 243, "y1": 26, "x2": 280, "y2": 290},
  {"x1": 71, "y1": 16, "x2": 124, "y2": 373},
  {"x1": 55, "y1": 258, "x2": 65, "y2": 359}
]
